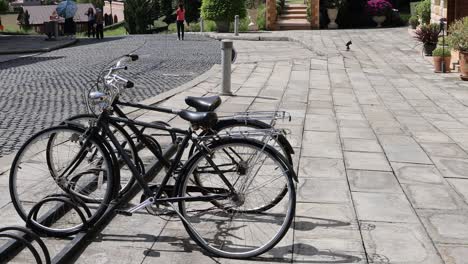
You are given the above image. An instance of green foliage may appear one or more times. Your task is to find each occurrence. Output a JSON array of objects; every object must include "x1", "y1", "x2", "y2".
[
  {"x1": 246, "y1": 0, "x2": 261, "y2": 9},
  {"x1": 324, "y1": 0, "x2": 346, "y2": 9},
  {"x1": 160, "y1": 0, "x2": 174, "y2": 23},
  {"x1": 201, "y1": 0, "x2": 247, "y2": 23},
  {"x1": 256, "y1": 2, "x2": 265, "y2": 30},
  {"x1": 447, "y1": 17, "x2": 468, "y2": 52},
  {"x1": 0, "y1": 0, "x2": 9, "y2": 13},
  {"x1": 183, "y1": 0, "x2": 201, "y2": 23},
  {"x1": 239, "y1": 17, "x2": 249, "y2": 31},
  {"x1": 409, "y1": 16, "x2": 419, "y2": 28},
  {"x1": 124, "y1": 0, "x2": 154, "y2": 34},
  {"x1": 415, "y1": 0, "x2": 430, "y2": 25},
  {"x1": 432, "y1": 47, "x2": 451, "y2": 57}
]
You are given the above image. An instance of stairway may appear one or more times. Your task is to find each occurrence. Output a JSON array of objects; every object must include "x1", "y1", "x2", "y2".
[{"x1": 276, "y1": 4, "x2": 311, "y2": 30}]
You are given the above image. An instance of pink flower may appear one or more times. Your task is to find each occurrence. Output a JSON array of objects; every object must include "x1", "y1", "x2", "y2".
[{"x1": 366, "y1": 0, "x2": 393, "y2": 16}]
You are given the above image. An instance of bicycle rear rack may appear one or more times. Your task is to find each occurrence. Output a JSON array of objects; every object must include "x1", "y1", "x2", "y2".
[{"x1": 218, "y1": 111, "x2": 291, "y2": 126}]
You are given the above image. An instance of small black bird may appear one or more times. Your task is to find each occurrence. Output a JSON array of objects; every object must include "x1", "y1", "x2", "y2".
[{"x1": 346, "y1": 41, "x2": 352, "y2": 51}]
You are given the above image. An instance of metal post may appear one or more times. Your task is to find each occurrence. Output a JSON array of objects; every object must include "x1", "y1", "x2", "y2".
[
  {"x1": 234, "y1": 15, "x2": 239, "y2": 36},
  {"x1": 200, "y1": 17, "x2": 204, "y2": 33},
  {"x1": 221, "y1": 40, "x2": 233, "y2": 95}
]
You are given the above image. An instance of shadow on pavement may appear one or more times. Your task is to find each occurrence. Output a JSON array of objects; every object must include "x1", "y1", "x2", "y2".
[{"x1": 0, "y1": 56, "x2": 65, "y2": 70}]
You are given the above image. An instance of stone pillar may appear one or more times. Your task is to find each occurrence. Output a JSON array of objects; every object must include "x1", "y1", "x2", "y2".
[
  {"x1": 310, "y1": 0, "x2": 320, "y2": 29},
  {"x1": 266, "y1": 0, "x2": 277, "y2": 30}
]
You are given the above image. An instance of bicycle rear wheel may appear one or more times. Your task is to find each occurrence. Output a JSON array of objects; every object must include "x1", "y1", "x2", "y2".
[
  {"x1": 9, "y1": 125, "x2": 116, "y2": 237},
  {"x1": 177, "y1": 137, "x2": 296, "y2": 258}
]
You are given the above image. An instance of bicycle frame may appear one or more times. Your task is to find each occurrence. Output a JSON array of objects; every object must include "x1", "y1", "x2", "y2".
[{"x1": 89, "y1": 109, "x2": 236, "y2": 206}]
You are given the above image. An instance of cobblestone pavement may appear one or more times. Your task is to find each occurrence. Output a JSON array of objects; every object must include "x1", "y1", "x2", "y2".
[{"x1": 0, "y1": 34, "x2": 220, "y2": 157}]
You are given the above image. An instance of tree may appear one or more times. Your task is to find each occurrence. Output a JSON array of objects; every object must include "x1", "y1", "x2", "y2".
[
  {"x1": 124, "y1": 0, "x2": 154, "y2": 34},
  {"x1": 160, "y1": 0, "x2": 173, "y2": 23},
  {"x1": 183, "y1": 0, "x2": 201, "y2": 24},
  {"x1": 201, "y1": 0, "x2": 247, "y2": 21},
  {"x1": 0, "y1": 0, "x2": 9, "y2": 12}
]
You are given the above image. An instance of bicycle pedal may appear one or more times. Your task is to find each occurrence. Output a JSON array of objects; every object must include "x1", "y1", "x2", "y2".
[{"x1": 115, "y1": 210, "x2": 133, "y2": 216}]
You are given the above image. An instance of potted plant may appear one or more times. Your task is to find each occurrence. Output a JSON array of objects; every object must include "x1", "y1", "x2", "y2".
[
  {"x1": 432, "y1": 47, "x2": 452, "y2": 73},
  {"x1": 447, "y1": 17, "x2": 468, "y2": 80},
  {"x1": 414, "y1": 23, "x2": 440, "y2": 56},
  {"x1": 409, "y1": 16, "x2": 419, "y2": 29},
  {"x1": 325, "y1": 0, "x2": 346, "y2": 29},
  {"x1": 246, "y1": 0, "x2": 259, "y2": 31},
  {"x1": 366, "y1": 0, "x2": 393, "y2": 27},
  {"x1": 201, "y1": 0, "x2": 247, "y2": 32}
]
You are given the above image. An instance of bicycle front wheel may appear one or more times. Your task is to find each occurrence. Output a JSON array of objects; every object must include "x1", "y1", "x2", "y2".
[
  {"x1": 177, "y1": 137, "x2": 296, "y2": 258},
  {"x1": 9, "y1": 125, "x2": 116, "y2": 237}
]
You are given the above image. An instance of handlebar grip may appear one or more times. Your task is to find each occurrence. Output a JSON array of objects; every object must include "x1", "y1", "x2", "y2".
[{"x1": 126, "y1": 80, "x2": 134, "y2": 89}]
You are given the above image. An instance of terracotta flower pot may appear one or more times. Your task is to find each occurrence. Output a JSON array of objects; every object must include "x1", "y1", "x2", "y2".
[
  {"x1": 433, "y1": 56, "x2": 451, "y2": 73},
  {"x1": 460, "y1": 51, "x2": 468, "y2": 81}
]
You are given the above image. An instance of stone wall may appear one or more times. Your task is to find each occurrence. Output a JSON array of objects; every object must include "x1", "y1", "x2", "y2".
[{"x1": 431, "y1": 0, "x2": 447, "y2": 23}]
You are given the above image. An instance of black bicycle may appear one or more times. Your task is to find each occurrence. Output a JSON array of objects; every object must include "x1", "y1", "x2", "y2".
[
  {"x1": 9, "y1": 55, "x2": 297, "y2": 259},
  {"x1": 56, "y1": 54, "x2": 295, "y2": 198}
]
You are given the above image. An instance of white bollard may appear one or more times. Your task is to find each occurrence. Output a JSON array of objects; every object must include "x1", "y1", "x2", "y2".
[
  {"x1": 234, "y1": 15, "x2": 239, "y2": 36},
  {"x1": 221, "y1": 40, "x2": 233, "y2": 95},
  {"x1": 200, "y1": 17, "x2": 204, "y2": 33}
]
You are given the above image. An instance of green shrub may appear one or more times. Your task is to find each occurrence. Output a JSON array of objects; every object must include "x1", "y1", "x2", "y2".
[
  {"x1": 0, "y1": 0, "x2": 9, "y2": 13},
  {"x1": 160, "y1": 0, "x2": 174, "y2": 23},
  {"x1": 239, "y1": 17, "x2": 249, "y2": 31},
  {"x1": 183, "y1": 0, "x2": 202, "y2": 24},
  {"x1": 201, "y1": 0, "x2": 247, "y2": 22},
  {"x1": 415, "y1": 0, "x2": 430, "y2": 25},
  {"x1": 124, "y1": 0, "x2": 154, "y2": 34},
  {"x1": 432, "y1": 47, "x2": 451, "y2": 57},
  {"x1": 409, "y1": 16, "x2": 419, "y2": 28},
  {"x1": 257, "y1": 3, "x2": 266, "y2": 30},
  {"x1": 447, "y1": 17, "x2": 468, "y2": 52}
]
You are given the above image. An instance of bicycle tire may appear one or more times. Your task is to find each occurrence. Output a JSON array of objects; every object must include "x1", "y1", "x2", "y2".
[
  {"x1": 9, "y1": 125, "x2": 116, "y2": 237},
  {"x1": 176, "y1": 137, "x2": 296, "y2": 258},
  {"x1": 191, "y1": 119, "x2": 293, "y2": 212}
]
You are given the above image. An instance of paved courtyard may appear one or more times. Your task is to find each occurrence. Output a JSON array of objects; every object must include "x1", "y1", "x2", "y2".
[
  {"x1": 1, "y1": 27, "x2": 468, "y2": 263},
  {"x1": 0, "y1": 34, "x2": 220, "y2": 157}
]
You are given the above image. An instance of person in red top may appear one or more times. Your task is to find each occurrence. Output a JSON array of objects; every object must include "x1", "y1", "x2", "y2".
[{"x1": 176, "y1": 3, "x2": 185, "y2": 40}]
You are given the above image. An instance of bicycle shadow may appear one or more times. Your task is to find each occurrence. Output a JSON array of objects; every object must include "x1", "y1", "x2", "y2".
[{"x1": 140, "y1": 215, "x2": 361, "y2": 263}]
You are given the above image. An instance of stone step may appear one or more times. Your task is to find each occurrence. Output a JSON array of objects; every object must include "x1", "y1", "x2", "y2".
[
  {"x1": 280, "y1": 13, "x2": 308, "y2": 19},
  {"x1": 285, "y1": 4, "x2": 307, "y2": 9},
  {"x1": 282, "y1": 9, "x2": 307, "y2": 15},
  {"x1": 276, "y1": 19, "x2": 311, "y2": 30}
]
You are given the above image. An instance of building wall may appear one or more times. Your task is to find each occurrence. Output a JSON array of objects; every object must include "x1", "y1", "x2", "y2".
[
  {"x1": 431, "y1": 0, "x2": 447, "y2": 23},
  {"x1": 433, "y1": 0, "x2": 468, "y2": 25}
]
